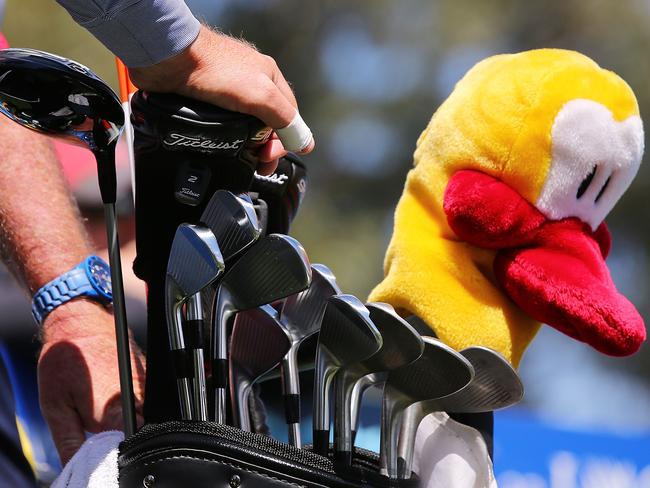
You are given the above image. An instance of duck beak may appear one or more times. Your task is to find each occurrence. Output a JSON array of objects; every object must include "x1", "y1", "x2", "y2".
[{"x1": 494, "y1": 218, "x2": 645, "y2": 356}]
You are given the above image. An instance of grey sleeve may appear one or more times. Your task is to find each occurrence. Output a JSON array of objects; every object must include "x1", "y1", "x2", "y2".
[{"x1": 56, "y1": 0, "x2": 201, "y2": 68}]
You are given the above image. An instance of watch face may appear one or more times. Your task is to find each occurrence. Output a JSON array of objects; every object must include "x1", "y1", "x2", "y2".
[{"x1": 86, "y1": 256, "x2": 112, "y2": 300}]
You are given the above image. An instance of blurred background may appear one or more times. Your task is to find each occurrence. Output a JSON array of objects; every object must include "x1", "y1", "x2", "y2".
[{"x1": 1, "y1": 0, "x2": 649, "y2": 486}]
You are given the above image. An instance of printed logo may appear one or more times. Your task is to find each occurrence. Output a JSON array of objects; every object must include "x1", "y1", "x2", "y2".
[
  {"x1": 163, "y1": 132, "x2": 245, "y2": 153},
  {"x1": 254, "y1": 173, "x2": 289, "y2": 186}
]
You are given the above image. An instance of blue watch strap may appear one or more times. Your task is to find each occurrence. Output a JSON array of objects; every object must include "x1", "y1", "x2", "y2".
[{"x1": 31, "y1": 256, "x2": 112, "y2": 324}]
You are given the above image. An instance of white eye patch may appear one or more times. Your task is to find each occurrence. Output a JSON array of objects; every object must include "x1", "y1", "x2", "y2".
[{"x1": 535, "y1": 99, "x2": 644, "y2": 230}]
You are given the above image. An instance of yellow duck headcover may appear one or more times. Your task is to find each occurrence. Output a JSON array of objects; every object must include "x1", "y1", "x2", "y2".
[{"x1": 370, "y1": 49, "x2": 645, "y2": 367}]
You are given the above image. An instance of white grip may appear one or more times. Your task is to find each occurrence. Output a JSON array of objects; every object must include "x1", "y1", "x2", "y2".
[{"x1": 276, "y1": 111, "x2": 314, "y2": 152}]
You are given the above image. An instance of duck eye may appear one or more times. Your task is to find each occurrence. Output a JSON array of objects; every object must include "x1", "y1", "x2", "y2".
[
  {"x1": 576, "y1": 165, "x2": 597, "y2": 199},
  {"x1": 595, "y1": 174, "x2": 612, "y2": 203}
]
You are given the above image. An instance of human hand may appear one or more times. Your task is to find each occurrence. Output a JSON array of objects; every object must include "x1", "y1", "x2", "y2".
[
  {"x1": 129, "y1": 25, "x2": 314, "y2": 176},
  {"x1": 38, "y1": 300, "x2": 145, "y2": 465}
]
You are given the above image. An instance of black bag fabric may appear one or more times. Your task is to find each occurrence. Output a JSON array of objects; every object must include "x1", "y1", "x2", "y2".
[{"x1": 118, "y1": 422, "x2": 419, "y2": 488}]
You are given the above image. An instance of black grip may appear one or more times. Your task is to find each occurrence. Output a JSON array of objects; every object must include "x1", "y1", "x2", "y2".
[
  {"x1": 283, "y1": 394, "x2": 301, "y2": 424},
  {"x1": 172, "y1": 349, "x2": 192, "y2": 379},
  {"x1": 182, "y1": 319, "x2": 204, "y2": 350},
  {"x1": 212, "y1": 358, "x2": 228, "y2": 389}
]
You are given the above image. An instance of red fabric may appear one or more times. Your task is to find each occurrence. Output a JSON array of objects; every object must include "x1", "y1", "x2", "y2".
[{"x1": 443, "y1": 169, "x2": 645, "y2": 356}]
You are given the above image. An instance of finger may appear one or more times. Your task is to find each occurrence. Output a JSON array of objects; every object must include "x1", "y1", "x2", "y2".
[
  {"x1": 275, "y1": 110, "x2": 315, "y2": 154},
  {"x1": 257, "y1": 160, "x2": 279, "y2": 176},
  {"x1": 272, "y1": 70, "x2": 298, "y2": 109},
  {"x1": 241, "y1": 76, "x2": 298, "y2": 129},
  {"x1": 43, "y1": 404, "x2": 86, "y2": 465},
  {"x1": 258, "y1": 137, "x2": 287, "y2": 163}
]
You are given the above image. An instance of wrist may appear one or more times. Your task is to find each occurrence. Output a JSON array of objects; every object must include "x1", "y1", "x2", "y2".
[
  {"x1": 41, "y1": 299, "x2": 114, "y2": 343},
  {"x1": 129, "y1": 25, "x2": 209, "y2": 94}
]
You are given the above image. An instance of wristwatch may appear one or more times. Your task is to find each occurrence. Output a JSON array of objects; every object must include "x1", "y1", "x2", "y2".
[{"x1": 31, "y1": 255, "x2": 113, "y2": 325}]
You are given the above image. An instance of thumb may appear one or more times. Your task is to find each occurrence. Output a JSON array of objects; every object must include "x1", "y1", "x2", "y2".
[{"x1": 45, "y1": 404, "x2": 86, "y2": 465}]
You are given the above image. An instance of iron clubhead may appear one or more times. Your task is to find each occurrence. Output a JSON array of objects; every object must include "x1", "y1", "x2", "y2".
[
  {"x1": 312, "y1": 294, "x2": 382, "y2": 456},
  {"x1": 230, "y1": 305, "x2": 291, "y2": 430},
  {"x1": 212, "y1": 233, "x2": 312, "y2": 423},
  {"x1": 280, "y1": 263, "x2": 342, "y2": 341},
  {"x1": 380, "y1": 337, "x2": 474, "y2": 478},
  {"x1": 396, "y1": 346, "x2": 523, "y2": 478},
  {"x1": 334, "y1": 302, "x2": 424, "y2": 464},
  {"x1": 200, "y1": 190, "x2": 261, "y2": 261}
]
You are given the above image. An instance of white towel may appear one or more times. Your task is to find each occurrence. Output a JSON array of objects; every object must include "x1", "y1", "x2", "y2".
[
  {"x1": 413, "y1": 412, "x2": 497, "y2": 488},
  {"x1": 52, "y1": 431, "x2": 122, "y2": 488}
]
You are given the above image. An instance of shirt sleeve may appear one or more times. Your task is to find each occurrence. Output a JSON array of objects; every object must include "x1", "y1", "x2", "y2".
[{"x1": 55, "y1": 0, "x2": 201, "y2": 68}]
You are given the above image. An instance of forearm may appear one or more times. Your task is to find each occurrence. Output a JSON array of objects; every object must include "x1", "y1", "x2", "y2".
[
  {"x1": 55, "y1": 0, "x2": 200, "y2": 67},
  {"x1": 0, "y1": 119, "x2": 92, "y2": 296}
]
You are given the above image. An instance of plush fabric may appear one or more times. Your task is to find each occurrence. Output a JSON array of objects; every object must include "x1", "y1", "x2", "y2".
[
  {"x1": 369, "y1": 49, "x2": 644, "y2": 366},
  {"x1": 447, "y1": 170, "x2": 644, "y2": 356}
]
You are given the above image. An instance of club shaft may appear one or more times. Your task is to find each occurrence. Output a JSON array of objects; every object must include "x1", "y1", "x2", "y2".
[
  {"x1": 103, "y1": 203, "x2": 136, "y2": 436},
  {"x1": 212, "y1": 295, "x2": 233, "y2": 423},
  {"x1": 313, "y1": 356, "x2": 335, "y2": 456},
  {"x1": 380, "y1": 391, "x2": 404, "y2": 479},
  {"x1": 187, "y1": 293, "x2": 208, "y2": 421},
  {"x1": 397, "y1": 404, "x2": 426, "y2": 479},
  {"x1": 333, "y1": 372, "x2": 355, "y2": 465},
  {"x1": 231, "y1": 375, "x2": 252, "y2": 431},
  {"x1": 280, "y1": 348, "x2": 302, "y2": 447}
]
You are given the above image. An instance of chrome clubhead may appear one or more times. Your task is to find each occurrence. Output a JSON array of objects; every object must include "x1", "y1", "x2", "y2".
[
  {"x1": 380, "y1": 337, "x2": 474, "y2": 479},
  {"x1": 230, "y1": 305, "x2": 291, "y2": 430},
  {"x1": 396, "y1": 347, "x2": 523, "y2": 479},
  {"x1": 335, "y1": 302, "x2": 424, "y2": 465},
  {"x1": 200, "y1": 190, "x2": 261, "y2": 261},
  {"x1": 312, "y1": 294, "x2": 382, "y2": 456},
  {"x1": 0, "y1": 48, "x2": 123, "y2": 153},
  {"x1": 280, "y1": 263, "x2": 341, "y2": 339},
  {"x1": 212, "y1": 234, "x2": 312, "y2": 423}
]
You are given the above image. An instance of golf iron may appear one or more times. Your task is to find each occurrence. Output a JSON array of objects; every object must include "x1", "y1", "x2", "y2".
[
  {"x1": 396, "y1": 346, "x2": 524, "y2": 479},
  {"x1": 379, "y1": 337, "x2": 474, "y2": 479},
  {"x1": 211, "y1": 234, "x2": 312, "y2": 423},
  {"x1": 165, "y1": 224, "x2": 224, "y2": 420},
  {"x1": 278, "y1": 263, "x2": 341, "y2": 447},
  {"x1": 312, "y1": 294, "x2": 382, "y2": 456},
  {"x1": 333, "y1": 302, "x2": 424, "y2": 466}
]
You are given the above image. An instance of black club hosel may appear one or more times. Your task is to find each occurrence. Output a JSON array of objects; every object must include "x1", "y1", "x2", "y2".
[{"x1": 93, "y1": 145, "x2": 118, "y2": 204}]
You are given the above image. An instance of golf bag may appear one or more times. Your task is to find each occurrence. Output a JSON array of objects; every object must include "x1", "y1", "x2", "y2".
[{"x1": 127, "y1": 92, "x2": 416, "y2": 487}]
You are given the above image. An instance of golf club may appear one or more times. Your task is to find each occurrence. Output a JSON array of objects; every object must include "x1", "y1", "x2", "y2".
[
  {"x1": 396, "y1": 346, "x2": 524, "y2": 479},
  {"x1": 229, "y1": 304, "x2": 291, "y2": 430},
  {"x1": 184, "y1": 189, "x2": 262, "y2": 417},
  {"x1": 166, "y1": 224, "x2": 224, "y2": 419},
  {"x1": 278, "y1": 263, "x2": 341, "y2": 447},
  {"x1": 0, "y1": 48, "x2": 136, "y2": 434},
  {"x1": 211, "y1": 234, "x2": 312, "y2": 423},
  {"x1": 312, "y1": 294, "x2": 382, "y2": 456},
  {"x1": 333, "y1": 302, "x2": 424, "y2": 466},
  {"x1": 379, "y1": 337, "x2": 474, "y2": 479}
]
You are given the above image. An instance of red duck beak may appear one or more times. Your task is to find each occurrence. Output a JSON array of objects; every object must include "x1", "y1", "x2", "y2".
[
  {"x1": 494, "y1": 218, "x2": 645, "y2": 356},
  {"x1": 443, "y1": 169, "x2": 645, "y2": 356}
]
